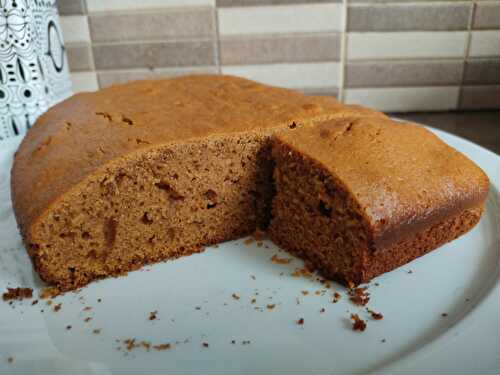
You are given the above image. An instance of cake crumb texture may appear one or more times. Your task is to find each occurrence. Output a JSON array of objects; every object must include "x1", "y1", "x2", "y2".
[{"x1": 269, "y1": 117, "x2": 489, "y2": 285}]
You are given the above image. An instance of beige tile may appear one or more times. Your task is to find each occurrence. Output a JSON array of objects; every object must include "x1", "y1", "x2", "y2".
[
  {"x1": 344, "y1": 87, "x2": 460, "y2": 112},
  {"x1": 60, "y1": 15, "x2": 91, "y2": 43},
  {"x1": 97, "y1": 67, "x2": 218, "y2": 88},
  {"x1": 217, "y1": 0, "x2": 340, "y2": 6},
  {"x1": 57, "y1": 0, "x2": 86, "y2": 15},
  {"x1": 220, "y1": 33, "x2": 341, "y2": 65},
  {"x1": 349, "y1": 0, "x2": 453, "y2": 2},
  {"x1": 347, "y1": 32, "x2": 467, "y2": 60},
  {"x1": 218, "y1": 3, "x2": 344, "y2": 35},
  {"x1": 89, "y1": 8, "x2": 215, "y2": 44},
  {"x1": 348, "y1": 3, "x2": 471, "y2": 31},
  {"x1": 464, "y1": 59, "x2": 500, "y2": 85},
  {"x1": 66, "y1": 43, "x2": 94, "y2": 72},
  {"x1": 346, "y1": 60, "x2": 463, "y2": 88},
  {"x1": 86, "y1": 0, "x2": 214, "y2": 12},
  {"x1": 473, "y1": 2, "x2": 500, "y2": 29},
  {"x1": 460, "y1": 85, "x2": 500, "y2": 110},
  {"x1": 469, "y1": 31, "x2": 500, "y2": 57},
  {"x1": 221, "y1": 62, "x2": 340, "y2": 89},
  {"x1": 71, "y1": 71, "x2": 99, "y2": 93},
  {"x1": 93, "y1": 41, "x2": 216, "y2": 70}
]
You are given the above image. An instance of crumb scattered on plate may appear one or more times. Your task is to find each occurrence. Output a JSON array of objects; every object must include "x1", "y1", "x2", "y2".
[
  {"x1": 271, "y1": 254, "x2": 292, "y2": 265},
  {"x1": 153, "y1": 343, "x2": 171, "y2": 351},
  {"x1": 2, "y1": 287, "x2": 33, "y2": 301},
  {"x1": 348, "y1": 287, "x2": 370, "y2": 306},
  {"x1": 333, "y1": 292, "x2": 341, "y2": 303},
  {"x1": 366, "y1": 308, "x2": 384, "y2": 320},
  {"x1": 350, "y1": 314, "x2": 367, "y2": 332},
  {"x1": 39, "y1": 287, "x2": 61, "y2": 299}
]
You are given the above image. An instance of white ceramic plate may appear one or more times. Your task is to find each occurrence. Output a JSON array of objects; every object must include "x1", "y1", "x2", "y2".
[{"x1": 0, "y1": 126, "x2": 499, "y2": 375}]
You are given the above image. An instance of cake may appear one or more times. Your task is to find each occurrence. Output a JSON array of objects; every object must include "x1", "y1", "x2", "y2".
[
  {"x1": 269, "y1": 116, "x2": 489, "y2": 284},
  {"x1": 11, "y1": 74, "x2": 489, "y2": 291},
  {"x1": 11, "y1": 74, "x2": 384, "y2": 291}
]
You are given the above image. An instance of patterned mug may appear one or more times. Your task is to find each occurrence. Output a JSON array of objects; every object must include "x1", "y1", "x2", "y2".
[{"x1": 0, "y1": 0, "x2": 72, "y2": 142}]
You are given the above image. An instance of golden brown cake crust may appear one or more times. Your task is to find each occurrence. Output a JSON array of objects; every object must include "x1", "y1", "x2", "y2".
[
  {"x1": 12, "y1": 74, "x2": 391, "y2": 290},
  {"x1": 274, "y1": 117, "x2": 490, "y2": 248},
  {"x1": 12, "y1": 74, "x2": 358, "y2": 234}
]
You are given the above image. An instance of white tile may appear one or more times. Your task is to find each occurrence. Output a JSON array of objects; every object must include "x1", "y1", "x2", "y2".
[
  {"x1": 221, "y1": 62, "x2": 340, "y2": 89},
  {"x1": 218, "y1": 4, "x2": 344, "y2": 36},
  {"x1": 71, "y1": 72, "x2": 99, "y2": 93},
  {"x1": 469, "y1": 31, "x2": 500, "y2": 58},
  {"x1": 347, "y1": 32, "x2": 467, "y2": 60},
  {"x1": 59, "y1": 15, "x2": 90, "y2": 43},
  {"x1": 344, "y1": 87, "x2": 460, "y2": 112},
  {"x1": 86, "y1": 0, "x2": 214, "y2": 12}
]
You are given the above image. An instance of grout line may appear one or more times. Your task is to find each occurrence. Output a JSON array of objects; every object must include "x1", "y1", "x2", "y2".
[
  {"x1": 338, "y1": 0, "x2": 348, "y2": 102},
  {"x1": 458, "y1": 1, "x2": 476, "y2": 110},
  {"x1": 85, "y1": 22, "x2": 95, "y2": 72},
  {"x1": 213, "y1": 5, "x2": 222, "y2": 74}
]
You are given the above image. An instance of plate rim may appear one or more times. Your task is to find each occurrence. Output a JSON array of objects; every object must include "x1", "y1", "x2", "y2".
[{"x1": 1, "y1": 122, "x2": 499, "y2": 375}]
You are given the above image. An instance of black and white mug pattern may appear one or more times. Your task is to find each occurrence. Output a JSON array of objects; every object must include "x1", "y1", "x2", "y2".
[{"x1": 0, "y1": 0, "x2": 72, "y2": 142}]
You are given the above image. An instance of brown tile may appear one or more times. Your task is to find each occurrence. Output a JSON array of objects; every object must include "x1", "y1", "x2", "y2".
[
  {"x1": 460, "y1": 85, "x2": 500, "y2": 110},
  {"x1": 348, "y1": 3, "x2": 471, "y2": 31},
  {"x1": 464, "y1": 59, "x2": 500, "y2": 85},
  {"x1": 473, "y1": 2, "x2": 500, "y2": 29},
  {"x1": 346, "y1": 60, "x2": 463, "y2": 88},
  {"x1": 301, "y1": 86, "x2": 338, "y2": 98},
  {"x1": 97, "y1": 67, "x2": 218, "y2": 88},
  {"x1": 57, "y1": 0, "x2": 86, "y2": 15},
  {"x1": 93, "y1": 41, "x2": 216, "y2": 70},
  {"x1": 66, "y1": 44, "x2": 93, "y2": 72},
  {"x1": 89, "y1": 8, "x2": 214, "y2": 43},
  {"x1": 216, "y1": 0, "x2": 339, "y2": 6},
  {"x1": 220, "y1": 33, "x2": 340, "y2": 65}
]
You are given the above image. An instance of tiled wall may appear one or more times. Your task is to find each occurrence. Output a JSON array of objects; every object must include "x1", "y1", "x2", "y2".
[{"x1": 59, "y1": 0, "x2": 500, "y2": 112}]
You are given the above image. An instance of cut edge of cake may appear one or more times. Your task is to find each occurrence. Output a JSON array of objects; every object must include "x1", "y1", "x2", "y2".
[{"x1": 269, "y1": 117, "x2": 489, "y2": 285}]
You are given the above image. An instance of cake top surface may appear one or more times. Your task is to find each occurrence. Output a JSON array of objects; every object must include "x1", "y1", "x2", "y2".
[
  {"x1": 274, "y1": 117, "x2": 490, "y2": 246},
  {"x1": 13, "y1": 74, "x2": 375, "y2": 229}
]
